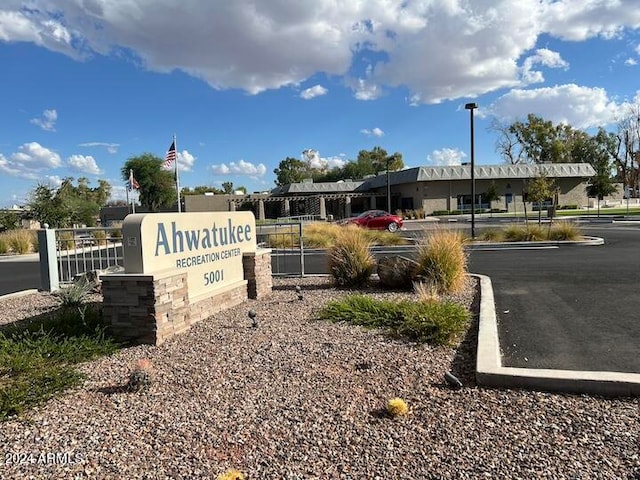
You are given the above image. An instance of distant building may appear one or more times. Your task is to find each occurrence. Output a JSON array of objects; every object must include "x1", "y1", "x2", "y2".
[{"x1": 184, "y1": 163, "x2": 597, "y2": 220}]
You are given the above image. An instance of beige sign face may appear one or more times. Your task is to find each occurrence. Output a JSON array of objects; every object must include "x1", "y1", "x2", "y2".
[{"x1": 122, "y1": 211, "x2": 257, "y2": 299}]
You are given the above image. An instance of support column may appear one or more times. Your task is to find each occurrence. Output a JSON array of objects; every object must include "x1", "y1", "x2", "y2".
[
  {"x1": 283, "y1": 199, "x2": 290, "y2": 217},
  {"x1": 319, "y1": 196, "x2": 326, "y2": 219},
  {"x1": 258, "y1": 199, "x2": 265, "y2": 221},
  {"x1": 229, "y1": 200, "x2": 236, "y2": 211},
  {"x1": 345, "y1": 196, "x2": 352, "y2": 218},
  {"x1": 38, "y1": 228, "x2": 59, "y2": 292},
  {"x1": 370, "y1": 196, "x2": 377, "y2": 210}
]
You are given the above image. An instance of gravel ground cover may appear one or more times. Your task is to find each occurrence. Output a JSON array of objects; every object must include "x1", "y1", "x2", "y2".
[{"x1": 0, "y1": 277, "x2": 638, "y2": 479}]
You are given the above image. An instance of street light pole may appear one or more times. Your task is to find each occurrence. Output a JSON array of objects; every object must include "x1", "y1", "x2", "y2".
[
  {"x1": 386, "y1": 156, "x2": 391, "y2": 213},
  {"x1": 465, "y1": 102, "x2": 478, "y2": 238}
]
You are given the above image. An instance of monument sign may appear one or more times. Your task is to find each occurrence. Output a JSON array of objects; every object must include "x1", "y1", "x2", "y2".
[{"x1": 122, "y1": 211, "x2": 257, "y2": 299}]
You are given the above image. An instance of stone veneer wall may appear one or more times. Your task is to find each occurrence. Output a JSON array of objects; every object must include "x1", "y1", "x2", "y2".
[{"x1": 102, "y1": 249, "x2": 272, "y2": 345}]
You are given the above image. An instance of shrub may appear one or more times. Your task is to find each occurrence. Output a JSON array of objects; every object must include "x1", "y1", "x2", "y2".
[
  {"x1": 363, "y1": 229, "x2": 407, "y2": 246},
  {"x1": 414, "y1": 229, "x2": 467, "y2": 294},
  {"x1": 92, "y1": 230, "x2": 107, "y2": 246},
  {"x1": 5, "y1": 230, "x2": 32, "y2": 254},
  {"x1": 0, "y1": 236, "x2": 8, "y2": 254},
  {"x1": 386, "y1": 398, "x2": 409, "y2": 417},
  {"x1": 30, "y1": 231, "x2": 39, "y2": 252},
  {"x1": 303, "y1": 223, "x2": 341, "y2": 248},
  {"x1": 58, "y1": 231, "x2": 75, "y2": 250},
  {"x1": 53, "y1": 278, "x2": 93, "y2": 308},
  {"x1": 0, "y1": 304, "x2": 118, "y2": 421},
  {"x1": 266, "y1": 225, "x2": 298, "y2": 248},
  {"x1": 549, "y1": 221, "x2": 581, "y2": 241},
  {"x1": 477, "y1": 228, "x2": 504, "y2": 242},
  {"x1": 328, "y1": 226, "x2": 375, "y2": 287},
  {"x1": 318, "y1": 294, "x2": 470, "y2": 345},
  {"x1": 127, "y1": 358, "x2": 153, "y2": 392},
  {"x1": 413, "y1": 280, "x2": 440, "y2": 302}
]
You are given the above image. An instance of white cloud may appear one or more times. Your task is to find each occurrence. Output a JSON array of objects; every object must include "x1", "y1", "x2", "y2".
[
  {"x1": 350, "y1": 78, "x2": 383, "y2": 101},
  {"x1": 30, "y1": 109, "x2": 57, "y2": 131},
  {"x1": 360, "y1": 127, "x2": 384, "y2": 137},
  {"x1": 45, "y1": 175, "x2": 63, "y2": 188},
  {"x1": 67, "y1": 154, "x2": 102, "y2": 175},
  {"x1": 79, "y1": 142, "x2": 120, "y2": 154},
  {"x1": 1, "y1": 1, "x2": 640, "y2": 104},
  {"x1": 301, "y1": 149, "x2": 346, "y2": 170},
  {"x1": 0, "y1": 9, "x2": 78, "y2": 58},
  {"x1": 210, "y1": 159, "x2": 267, "y2": 177},
  {"x1": 177, "y1": 150, "x2": 196, "y2": 172},
  {"x1": 625, "y1": 58, "x2": 638, "y2": 66},
  {"x1": 427, "y1": 148, "x2": 467, "y2": 166},
  {"x1": 300, "y1": 84, "x2": 328, "y2": 100},
  {"x1": 541, "y1": 0, "x2": 640, "y2": 41},
  {"x1": 0, "y1": 142, "x2": 62, "y2": 180},
  {"x1": 489, "y1": 83, "x2": 631, "y2": 129},
  {"x1": 521, "y1": 48, "x2": 569, "y2": 84}
]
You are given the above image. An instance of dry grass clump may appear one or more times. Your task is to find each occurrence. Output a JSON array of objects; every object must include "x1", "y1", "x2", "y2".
[
  {"x1": 414, "y1": 229, "x2": 468, "y2": 294},
  {"x1": 328, "y1": 226, "x2": 375, "y2": 288},
  {"x1": 548, "y1": 221, "x2": 581, "y2": 241},
  {"x1": 216, "y1": 469, "x2": 244, "y2": 480},
  {"x1": 2, "y1": 229, "x2": 34, "y2": 254},
  {"x1": 386, "y1": 398, "x2": 409, "y2": 417}
]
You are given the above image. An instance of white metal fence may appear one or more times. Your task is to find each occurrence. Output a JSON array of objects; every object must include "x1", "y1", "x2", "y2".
[
  {"x1": 38, "y1": 227, "x2": 124, "y2": 291},
  {"x1": 38, "y1": 223, "x2": 307, "y2": 291}
]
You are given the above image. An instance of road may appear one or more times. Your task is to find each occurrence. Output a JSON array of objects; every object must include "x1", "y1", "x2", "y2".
[
  {"x1": 469, "y1": 224, "x2": 640, "y2": 373},
  {"x1": 0, "y1": 254, "x2": 41, "y2": 295}
]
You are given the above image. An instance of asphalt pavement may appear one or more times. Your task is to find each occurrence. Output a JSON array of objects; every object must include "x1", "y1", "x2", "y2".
[{"x1": 469, "y1": 224, "x2": 640, "y2": 375}]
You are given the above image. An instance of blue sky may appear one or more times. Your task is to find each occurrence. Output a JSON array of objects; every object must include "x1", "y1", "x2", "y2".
[{"x1": 1, "y1": 1, "x2": 639, "y2": 207}]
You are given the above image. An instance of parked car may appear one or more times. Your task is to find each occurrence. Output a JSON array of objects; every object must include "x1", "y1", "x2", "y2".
[{"x1": 341, "y1": 210, "x2": 404, "y2": 232}]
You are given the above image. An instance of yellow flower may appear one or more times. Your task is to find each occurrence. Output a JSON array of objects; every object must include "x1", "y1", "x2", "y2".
[{"x1": 386, "y1": 397, "x2": 409, "y2": 417}]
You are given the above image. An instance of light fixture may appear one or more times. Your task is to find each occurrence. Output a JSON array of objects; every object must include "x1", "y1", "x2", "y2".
[
  {"x1": 248, "y1": 309, "x2": 258, "y2": 328},
  {"x1": 464, "y1": 102, "x2": 478, "y2": 238}
]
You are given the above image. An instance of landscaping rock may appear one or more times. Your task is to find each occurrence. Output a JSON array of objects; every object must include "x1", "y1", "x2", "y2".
[{"x1": 376, "y1": 255, "x2": 418, "y2": 290}]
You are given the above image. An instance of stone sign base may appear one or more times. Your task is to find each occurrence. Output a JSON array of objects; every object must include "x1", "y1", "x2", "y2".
[{"x1": 102, "y1": 249, "x2": 272, "y2": 345}]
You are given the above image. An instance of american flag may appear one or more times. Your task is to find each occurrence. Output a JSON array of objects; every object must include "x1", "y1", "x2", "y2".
[
  {"x1": 127, "y1": 170, "x2": 140, "y2": 190},
  {"x1": 164, "y1": 140, "x2": 177, "y2": 168}
]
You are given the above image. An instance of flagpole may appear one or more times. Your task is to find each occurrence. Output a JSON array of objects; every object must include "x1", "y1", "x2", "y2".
[
  {"x1": 126, "y1": 174, "x2": 130, "y2": 214},
  {"x1": 174, "y1": 133, "x2": 181, "y2": 213},
  {"x1": 129, "y1": 169, "x2": 136, "y2": 214}
]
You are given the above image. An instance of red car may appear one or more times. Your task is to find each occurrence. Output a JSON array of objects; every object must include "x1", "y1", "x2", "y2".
[{"x1": 342, "y1": 210, "x2": 404, "y2": 232}]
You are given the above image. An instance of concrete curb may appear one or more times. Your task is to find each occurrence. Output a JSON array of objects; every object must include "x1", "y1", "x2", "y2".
[
  {"x1": 0, "y1": 289, "x2": 40, "y2": 301},
  {"x1": 467, "y1": 236, "x2": 604, "y2": 250},
  {"x1": 473, "y1": 273, "x2": 640, "y2": 397}
]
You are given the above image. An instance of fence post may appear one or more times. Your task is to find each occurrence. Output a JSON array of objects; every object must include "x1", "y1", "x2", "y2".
[
  {"x1": 299, "y1": 222, "x2": 305, "y2": 277},
  {"x1": 38, "y1": 228, "x2": 59, "y2": 292}
]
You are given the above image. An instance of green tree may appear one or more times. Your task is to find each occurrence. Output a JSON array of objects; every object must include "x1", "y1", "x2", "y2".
[
  {"x1": 122, "y1": 153, "x2": 176, "y2": 212},
  {"x1": 356, "y1": 147, "x2": 404, "y2": 175},
  {"x1": 181, "y1": 185, "x2": 224, "y2": 196},
  {"x1": 28, "y1": 177, "x2": 111, "y2": 227},
  {"x1": 274, "y1": 157, "x2": 308, "y2": 186},
  {"x1": 578, "y1": 129, "x2": 618, "y2": 217},
  {"x1": 527, "y1": 171, "x2": 556, "y2": 225},
  {"x1": 614, "y1": 103, "x2": 640, "y2": 196},
  {"x1": 28, "y1": 184, "x2": 71, "y2": 228},
  {"x1": 222, "y1": 181, "x2": 234, "y2": 194},
  {"x1": 0, "y1": 211, "x2": 20, "y2": 232}
]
